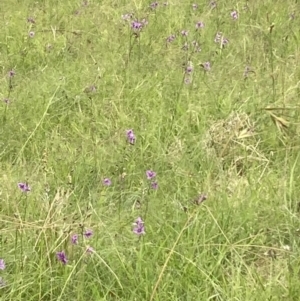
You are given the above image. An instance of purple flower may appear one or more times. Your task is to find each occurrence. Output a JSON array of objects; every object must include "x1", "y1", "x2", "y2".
[
  {"x1": 192, "y1": 4, "x2": 198, "y2": 10},
  {"x1": 103, "y1": 178, "x2": 112, "y2": 186},
  {"x1": 133, "y1": 225, "x2": 145, "y2": 235},
  {"x1": 166, "y1": 34, "x2": 176, "y2": 43},
  {"x1": 202, "y1": 62, "x2": 211, "y2": 71},
  {"x1": 126, "y1": 129, "x2": 136, "y2": 145},
  {"x1": 29, "y1": 31, "x2": 35, "y2": 38},
  {"x1": 135, "y1": 217, "x2": 144, "y2": 225},
  {"x1": 181, "y1": 30, "x2": 188, "y2": 37},
  {"x1": 131, "y1": 21, "x2": 143, "y2": 30},
  {"x1": 8, "y1": 70, "x2": 15, "y2": 78},
  {"x1": 150, "y1": 2, "x2": 158, "y2": 9},
  {"x1": 0, "y1": 259, "x2": 5, "y2": 270},
  {"x1": 56, "y1": 251, "x2": 68, "y2": 265},
  {"x1": 186, "y1": 66, "x2": 193, "y2": 74},
  {"x1": 195, "y1": 21, "x2": 205, "y2": 29},
  {"x1": 84, "y1": 229, "x2": 93, "y2": 239},
  {"x1": 230, "y1": 10, "x2": 238, "y2": 20},
  {"x1": 133, "y1": 217, "x2": 145, "y2": 235},
  {"x1": 71, "y1": 234, "x2": 78, "y2": 245},
  {"x1": 151, "y1": 181, "x2": 158, "y2": 190},
  {"x1": 146, "y1": 170, "x2": 156, "y2": 180},
  {"x1": 222, "y1": 37, "x2": 229, "y2": 47},
  {"x1": 18, "y1": 182, "x2": 31, "y2": 192}
]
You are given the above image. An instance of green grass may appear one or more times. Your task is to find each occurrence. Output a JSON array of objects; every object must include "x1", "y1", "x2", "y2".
[{"x1": 0, "y1": 0, "x2": 300, "y2": 300}]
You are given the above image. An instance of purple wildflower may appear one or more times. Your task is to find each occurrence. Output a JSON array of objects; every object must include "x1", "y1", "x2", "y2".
[
  {"x1": 222, "y1": 37, "x2": 229, "y2": 47},
  {"x1": 103, "y1": 178, "x2": 112, "y2": 186},
  {"x1": 0, "y1": 259, "x2": 5, "y2": 270},
  {"x1": 133, "y1": 217, "x2": 145, "y2": 235},
  {"x1": 166, "y1": 34, "x2": 176, "y2": 43},
  {"x1": 195, "y1": 21, "x2": 205, "y2": 29},
  {"x1": 186, "y1": 66, "x2": 193, "y2": 74},
  {"x1": 84, "y1": 229, "x2": 93, "y2": 239},
  {"x1": 150, "y1": 2, "x2": 158, "y2": 9},
  {"x1": 18, "y1": 182, "x2": 31, "y2": 192},
  {"x1": 230, "y1": 10, "x2": 238, "y2": 20},
  {"x1": 126, "y1": 129, "x2": 136, "y2": 145},
  {"x1": 146, "y1": 170, "x2": 156, "y2": 180},
  {"x1": 131, "y1": 21, "x2": 143, "y2": 30},
  {"x1": 181, "y1": 30, "x2": 188, "y2": 37},
  {"x1": 56, "y1": 251, "x2": 68, "y2": 265},
  {"x1": 133, "y1": 225, "x2": 145, "y2": 235},
  {"x1": 71, "y1": 234, "x2": 78, "y2": 245},
  {"x1": 192, "y1": 4, "x2": 198, "y2": 10},
  {"x1": 29, "y1": 31, "x2": 35, "y2": 38},
  {"x1": 202, "y1": 62, "x2": 211, "y2": 71},
  {"x1": 135, "y1": 217, "x2": 144, "y2": 225},
  {"x1": 151, "y1": 181, "x2": 158, "y2": 190},
  {"x1": 8, "y1": 70, "x2": 15, "y2": 78}
]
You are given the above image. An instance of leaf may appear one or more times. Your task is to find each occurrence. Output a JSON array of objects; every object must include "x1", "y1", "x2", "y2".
[
  {"x1": 268, "y1": 111, "x2": 289, "y2": 132},
  {"x1": 237, "y1": 128, "x2": 255, "y2": 139}
]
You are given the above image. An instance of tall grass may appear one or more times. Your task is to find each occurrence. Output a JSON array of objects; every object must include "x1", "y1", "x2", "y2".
[{"x1": 0, "y1": 1, "x2": 300, "y2": 300}]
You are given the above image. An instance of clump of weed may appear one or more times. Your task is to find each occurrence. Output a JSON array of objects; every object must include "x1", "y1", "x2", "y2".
[{"x1": 203, "y1": 112, "x2": 264, "y2": 173}]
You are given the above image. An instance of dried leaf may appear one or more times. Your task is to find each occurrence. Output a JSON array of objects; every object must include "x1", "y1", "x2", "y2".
[{"x1": 268, "y1": 111, "x2": 289, "y2": 134}]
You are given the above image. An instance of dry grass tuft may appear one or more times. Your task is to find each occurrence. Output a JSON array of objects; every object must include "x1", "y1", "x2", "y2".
[{"x1": 203, "y1": 112, "x2": 268, "y2": 174}]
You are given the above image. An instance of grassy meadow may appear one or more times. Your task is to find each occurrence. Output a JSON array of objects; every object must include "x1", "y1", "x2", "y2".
[{"x1": 1, "y1": 0, "x2": 300, "y2": 300}]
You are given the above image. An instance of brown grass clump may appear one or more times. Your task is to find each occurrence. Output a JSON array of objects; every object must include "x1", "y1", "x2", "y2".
[{"x1": 203, "y1": 112, "x2": 268, "y2": 174}]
